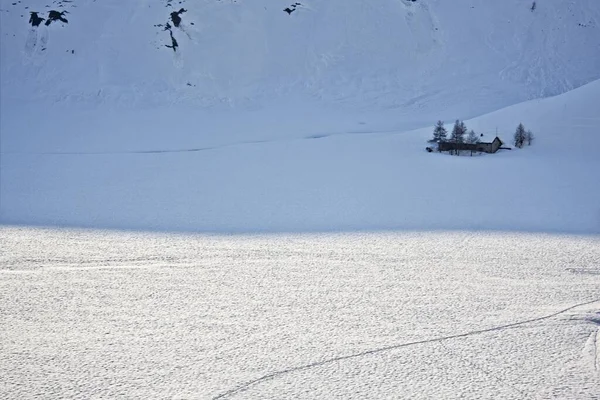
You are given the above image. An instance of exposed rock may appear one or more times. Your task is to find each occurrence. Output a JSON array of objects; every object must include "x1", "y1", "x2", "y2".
[
  {"x1": 29, "y1": 12, "x2": 44, "y2": 27},
  {"x1": 45, "y1": 10, "x2": 68, "y2": 26}
]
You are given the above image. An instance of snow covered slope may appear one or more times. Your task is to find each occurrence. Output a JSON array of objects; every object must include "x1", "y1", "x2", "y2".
[
  {"x1": 2, "y1": 78, "x2": 599, "y2": 233},
  {"x1": 1, "y1": 0, "x2": 600, "y2": 233},
  {"x1": 1, "y1": 0, "x2": 600, "y2": 127}
]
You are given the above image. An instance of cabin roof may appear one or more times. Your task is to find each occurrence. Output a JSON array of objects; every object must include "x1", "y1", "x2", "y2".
[{"x1": 440, "y1": 136, "x2": 501, "y2": 146}]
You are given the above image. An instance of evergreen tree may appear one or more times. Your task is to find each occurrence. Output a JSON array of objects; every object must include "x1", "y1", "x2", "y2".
[
  {"x1": 466, "y1": 130, "x2": 480, "y2": 144},
  {"x1": 429, "y1": 120, "x2": 447, "y2": 143},
  {"x1": 514, "y1": 123, "x2": 526, "y2": 148}
]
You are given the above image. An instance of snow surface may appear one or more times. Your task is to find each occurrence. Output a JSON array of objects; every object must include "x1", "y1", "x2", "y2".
[
  {"x1": 1, "y1": 0, "x2": 600, "y2": 233},
  {"x1": 2, "y1": 2, "x2": 600, "y2": 398},
  {"x1": 1, "y1": 227, "x2": 599, "y2": 399},
  {"x1": 2, "y1": 0, "x2": 600, "y2": 118},
  {"x1": 2, "y1": 78, "x2": 600, "y2": 233}
]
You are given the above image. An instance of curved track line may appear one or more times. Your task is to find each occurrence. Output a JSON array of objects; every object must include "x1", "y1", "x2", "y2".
[
  {"x1": 212, "y1": 298, "x2": 600, "y2": 399},
  {"x1": 0, "y1": 129, "x2": 403, "y2": 156}
]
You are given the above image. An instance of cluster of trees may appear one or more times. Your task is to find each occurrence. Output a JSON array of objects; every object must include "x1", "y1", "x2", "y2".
[
  {"x1": 513, "y1": 123, "x2": 534, "y2": 148},
  {"x1": 429, "y1": 120, "x2": 535, "y2": 152},
  {"x1": 429, "y1": 120, "x2": 480, "y2": 145}
]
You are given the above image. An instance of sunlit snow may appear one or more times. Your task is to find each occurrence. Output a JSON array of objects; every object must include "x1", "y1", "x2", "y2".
[
  {"x1": 1, "y1": 1, "x2": 600, "y2": 398},
  {"x1": 1, "y1": 228, "x2": 599, "y2": 398}
]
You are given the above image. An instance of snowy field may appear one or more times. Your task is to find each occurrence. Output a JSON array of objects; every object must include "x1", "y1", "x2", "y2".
[
  {"x1": 3, "y1": 78, "x2": 600, "y2": 234},
  {"x1": 1, "y1": 227, "x2": 599, "y2": 399},
  {"x1": 2, "y1": 2, "x2": 600, "y2": 397},
  {"x1": 2, "y1": 0, "x2": 600, "y2": 233}
]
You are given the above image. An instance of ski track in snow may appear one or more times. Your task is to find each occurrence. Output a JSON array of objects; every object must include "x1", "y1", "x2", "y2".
[
  {"x1": 0, "y1": 128, "x2": 403, "y2": 156},
  {"x1": 591, "y1": 328, "x2": 600, "y2": 372},
  {"x1": 213, "y1": 298, "x2": 600, "y2": 399},
  {"x1": 596, "y1": 329, "x2": 600, "y2": 372},
  {"x1": 2, "y1": 229, "x2": 599, "y2": 398}
]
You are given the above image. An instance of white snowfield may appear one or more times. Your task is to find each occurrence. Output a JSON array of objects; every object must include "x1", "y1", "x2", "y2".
[
  {"x1": 1, "y1": 0, "x2": 600, "y2": 233},
  {"x1": 1, "y1": 228, "x2": 599, "y2": 399},
  {"x1": 1, "y1": 1, "x2": 600, "y2": 398},
  {"x1": 2, "y1": 0, "x2": 600, "y2": 117},
  {"x1": 3, "y1": 78, "x2": 600, "y2": 233}
]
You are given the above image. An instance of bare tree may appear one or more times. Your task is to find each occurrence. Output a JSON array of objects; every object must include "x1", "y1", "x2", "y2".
[
  {"x1": 466, "y1": 130, "x2": 480, "y2": 144},
  {"x1": 450, "y1": 120, "x2": 467, "y2": 155},
  {"x1": 525, "y1": 130, "x2": 534, "y2": 145}
]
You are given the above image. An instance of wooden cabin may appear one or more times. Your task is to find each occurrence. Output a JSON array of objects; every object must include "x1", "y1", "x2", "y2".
[{"x1": 438, "y1": 136, "x2": 503, "y2": 154}]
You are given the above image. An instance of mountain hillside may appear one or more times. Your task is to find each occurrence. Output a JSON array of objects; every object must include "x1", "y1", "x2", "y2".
[
  {"x1": 2, "y1": 79, "x2": 600, "y2": 233},
  {"x1": 2, "y1": 0, "x2": 600, "y2": 126},
  {"x1": 1, "y1": 0, "x2": 600, "y2": 232}
]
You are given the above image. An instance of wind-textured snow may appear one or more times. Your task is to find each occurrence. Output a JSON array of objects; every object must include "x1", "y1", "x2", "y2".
[{"x1": 1, "y1": 227, "x2": 599, "y2": 399}]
